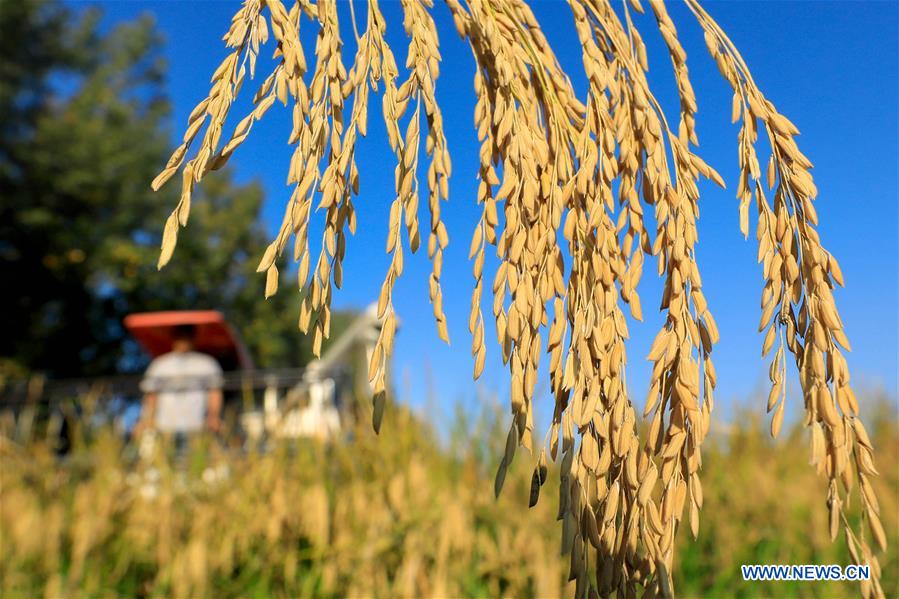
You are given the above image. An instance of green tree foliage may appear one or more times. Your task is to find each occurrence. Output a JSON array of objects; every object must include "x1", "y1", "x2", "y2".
[{"x1": 0, "y1": 0, "x2": 326, "y2": 377}]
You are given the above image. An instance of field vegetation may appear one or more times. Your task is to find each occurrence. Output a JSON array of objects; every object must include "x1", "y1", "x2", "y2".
[{"x1": 2, "y1": 394, "x2": 895, "y2": 598}]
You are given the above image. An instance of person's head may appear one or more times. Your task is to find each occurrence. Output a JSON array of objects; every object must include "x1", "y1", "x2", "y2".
[{"x1": 171, "y1": 324, "x2": 197, "y2": 353}]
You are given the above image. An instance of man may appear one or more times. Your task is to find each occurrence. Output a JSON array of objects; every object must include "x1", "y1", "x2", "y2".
[{"x1": 137, "y1": 324, "x2": 224, "y2": 435}]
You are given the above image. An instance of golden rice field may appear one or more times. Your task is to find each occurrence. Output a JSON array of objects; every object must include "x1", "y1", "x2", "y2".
[{"x1": 1, "y1": 395, "x2": 896, "y2": 599}]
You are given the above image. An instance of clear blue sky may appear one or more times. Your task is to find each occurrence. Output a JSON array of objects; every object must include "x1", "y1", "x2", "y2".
[{"x1": 84, "y1": 0, "x2": 897, "y2": 424}]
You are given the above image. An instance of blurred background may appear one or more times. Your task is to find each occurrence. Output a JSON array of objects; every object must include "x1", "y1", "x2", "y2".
[{"x1": 1, "y1": 0, "x2": 896, "y2": 597}]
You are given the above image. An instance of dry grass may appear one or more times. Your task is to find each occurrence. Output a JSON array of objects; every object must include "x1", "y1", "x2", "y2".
[{"x1": 151, "y1": 1, "x2": 888, "y2": 596}]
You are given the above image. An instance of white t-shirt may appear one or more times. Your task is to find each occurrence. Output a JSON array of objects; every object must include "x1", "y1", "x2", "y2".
[{"x1": 140, "y1": 351, "x2": 224, "y2": 432}]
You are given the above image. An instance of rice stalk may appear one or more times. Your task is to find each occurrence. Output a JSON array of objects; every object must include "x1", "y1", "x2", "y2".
[{"x1": 152, "y1": 1, "x2": 886, "y2": 596}]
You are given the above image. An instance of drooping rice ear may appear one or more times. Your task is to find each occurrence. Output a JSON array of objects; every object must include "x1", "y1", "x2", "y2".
[{"x1": 152, "y1": 0, "x2": 883, "y2": 596}]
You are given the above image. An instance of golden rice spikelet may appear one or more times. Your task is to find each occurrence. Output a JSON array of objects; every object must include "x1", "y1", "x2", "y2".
[{"x1": 150, "y1": 0, "x2": 885, "y2": 596}]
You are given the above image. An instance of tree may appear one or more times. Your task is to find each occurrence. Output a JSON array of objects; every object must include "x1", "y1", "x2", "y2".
[
  {"x1": 0, "y1": 0, "x2": 317, "y2": 377},
  {"x1": 1, "y1": 0, "x2": 164, "y2": 376},
  {"x1": 153, "y1": 1, "x2": 886, "y2": 598}
]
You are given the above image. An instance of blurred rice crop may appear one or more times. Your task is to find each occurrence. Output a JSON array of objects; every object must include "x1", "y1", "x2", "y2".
[{"x1": 1, "y1": 394, "x2": 895, "y2": 598}]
